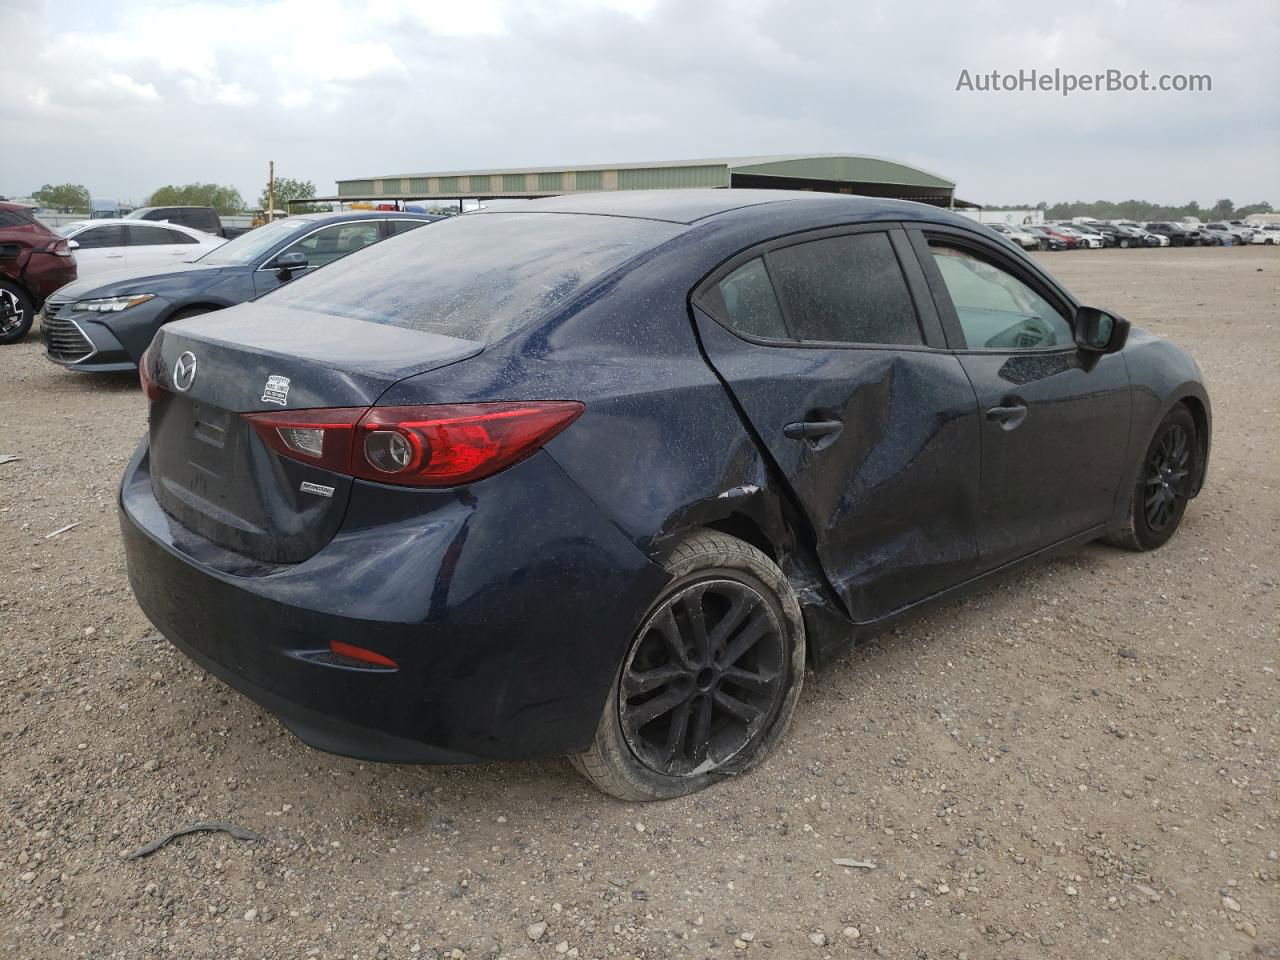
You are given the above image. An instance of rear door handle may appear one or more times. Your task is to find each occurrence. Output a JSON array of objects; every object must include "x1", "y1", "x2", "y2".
[
  {"x1": 985, "y1": 403, "x2": 1028, "y2": 430},
  {"x1": 784, "y1": 419, "x2": 844, "y2": 440}
]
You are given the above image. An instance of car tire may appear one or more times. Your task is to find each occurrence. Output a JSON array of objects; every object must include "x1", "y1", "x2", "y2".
[
  {"x1": 0, "y1": 280, "x2": 35, "y2": 345},
  {"x1": 1038, "y1": 239, "x2": 1049, "y2": 251},
  {"x1": 572, "y1": 530, "x2": 806, "y2": 801},
  {"x1": 1119, "y1": 238, "x2": 1130, "y2": 249},
  {"x1": 1104, "y1": 405, "x2": 1198, "y2": 552}
]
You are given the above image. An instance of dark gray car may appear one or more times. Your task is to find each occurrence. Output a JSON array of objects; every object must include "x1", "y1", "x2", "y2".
[{"x1": 42, "y1": 211, "x2": 440, "y2": 371}]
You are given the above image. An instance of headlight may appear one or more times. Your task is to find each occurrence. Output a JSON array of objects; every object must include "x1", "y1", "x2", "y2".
[{"x1": 71, "y1": 294, "x2": 156, "y2": 313}]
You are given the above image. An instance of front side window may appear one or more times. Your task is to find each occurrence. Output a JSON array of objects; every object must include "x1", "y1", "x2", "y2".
[
  {"x1": 284, "y1": 222, "x2": 381, "y2": 268},
  {"x1": 716, "y1": 258, "x2": 787, "y2": 339},
  {"x1": 767, "y1": 232, "x2": 922, "y2": 345},
  {"x1": 197, "y1": 218, "x2": 307, "y2": 266},
  {"x1": 930, "y1": 244, "x2": 1072, "y2": 350},
  {"x1": 73, "y1": 225, "x2": 126, "y2": 249}
]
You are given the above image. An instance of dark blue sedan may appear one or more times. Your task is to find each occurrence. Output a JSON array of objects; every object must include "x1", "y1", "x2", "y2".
[
  {"x1": 119, "y1": 190, "x2": 1210, "y2": 800},
  {"x1": 41, "y1": 211, "x2": 439, "y2": 371}
]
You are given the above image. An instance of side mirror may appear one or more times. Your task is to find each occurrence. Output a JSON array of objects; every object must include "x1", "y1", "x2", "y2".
[
  {"x1": 272, "y1": 251, "x2": 308, "y2": 278},
  {"x1": 68, "y1": 239, "x2": 80, "y2": 250},
  {"x1": 1074, "y1": 306, "x2": 1129, "y2": 354}
]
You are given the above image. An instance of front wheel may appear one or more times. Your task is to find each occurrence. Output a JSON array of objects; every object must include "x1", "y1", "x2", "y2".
[
  {"x1": 0, "y1": 280, "x2": 34, "y2": 345},
  {"x1": 573, "y1": 530, "x2": 805, "y2": 800},
  {"x1": 1105, "y1": 406, "x2": 1198, "y2": 551}
]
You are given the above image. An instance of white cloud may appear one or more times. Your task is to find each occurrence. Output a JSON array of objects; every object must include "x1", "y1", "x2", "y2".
[{"x1": 0, "y1": 0, "x2": 1276, "y2": 207}]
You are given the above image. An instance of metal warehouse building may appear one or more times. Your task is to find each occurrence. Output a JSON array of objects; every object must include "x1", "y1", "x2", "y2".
[{"x1": 325, "y1": 154, "x2": 961, "y2": 208}]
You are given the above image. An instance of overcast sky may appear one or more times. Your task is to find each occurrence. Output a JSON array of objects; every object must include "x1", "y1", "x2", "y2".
[{"x1": 2, "y1": 0, "x2": 1277, "y2": 207}]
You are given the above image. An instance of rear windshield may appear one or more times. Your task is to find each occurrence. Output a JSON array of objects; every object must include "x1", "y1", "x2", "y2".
[{"x1": 267, "y1": 212, "x2": 683, "y2": 343}]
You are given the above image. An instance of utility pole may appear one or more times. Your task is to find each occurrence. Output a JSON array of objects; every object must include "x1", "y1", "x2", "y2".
[{"x1": 268, "y1": 160, "x2": 275, "y2": 222}]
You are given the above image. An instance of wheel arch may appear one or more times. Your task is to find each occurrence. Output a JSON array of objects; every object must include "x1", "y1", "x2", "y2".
[
  {"x1": 159, "y1": 301, "x2": 227, "y2": 324},
  {"x1": 1174, "y1": 392, "x2": 1211, "y2": 496}
]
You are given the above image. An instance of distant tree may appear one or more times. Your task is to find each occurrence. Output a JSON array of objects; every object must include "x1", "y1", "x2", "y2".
[
  {"x1": 1210, "y1": 198, "x2": 1234, "y2": 219},
  {"x1": 259, "y1": 177, "x2": 324, "y2": 214},
  {"x1": 33, "y1": 183, "x2": 91, "y2": 213},
  {"x1": 146, "y1": 183, "x2": 244, "y2": 214},
  {"x1": 1234, "y1": 201, "x2": 1273, "y2": 218}
]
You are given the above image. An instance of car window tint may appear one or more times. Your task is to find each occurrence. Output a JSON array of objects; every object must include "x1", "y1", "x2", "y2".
[
  {"x1": 716, "y1": 258, "x2": 787, "y2": 339},
  {"x1": 126, "y1": 225, "x2": 174, "y2": 246},
  {"x1": 285, "y1": 222, "x2": 381, "y2": 267},
  {"x1": 165, "y1": 228, "x2": 198, "y2": 244},
  {"x1": 389, "y1": 219, "x2": 428, "y2": 236},
  {"x1": 766, "y1": 233, "x2": 921, "y2": 345},
  {"x1": 929, "y1": 244, "x2": 1073, "y2": 350},
  {"x1": 74, "y1": 225, "x2": 126, "y2": 249}
]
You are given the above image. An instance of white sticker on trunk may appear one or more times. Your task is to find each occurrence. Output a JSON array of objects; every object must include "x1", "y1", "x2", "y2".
[
  {"x1": 261, "y1": 375, "x2": 291, "y2": 406},
  {"x1": 300, "y1": 481, "x2": 334, "y2": 498}
]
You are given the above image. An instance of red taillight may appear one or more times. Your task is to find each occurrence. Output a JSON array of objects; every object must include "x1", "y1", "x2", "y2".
[
  {"x1": 329, "y1": 640, "x2": 398, "y2": 669},
  {"x1": 139, "y1": 344, "x2": 162, "y2": 400},
  {"x1": 242, "y1": 401, "x2": 583, "y2": 487}
]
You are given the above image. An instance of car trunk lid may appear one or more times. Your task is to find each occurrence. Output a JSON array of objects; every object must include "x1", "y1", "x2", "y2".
[{"x1": 146, "y1": 303, "x2": 483, "y2": 563}]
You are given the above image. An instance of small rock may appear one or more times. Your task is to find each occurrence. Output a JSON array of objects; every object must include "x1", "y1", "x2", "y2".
[
  {"x1": 733, "y1": 940, "x2": 748, "y2": 950},
  {"x1": 142, "y1": 759, "x2": 159, "y2": 772},
  {"x1": 1117, "y1": 648, "x2": 1139, "y2": 659},
  {"x1": 1240, "y1": 920, "x2": 1257, "y2": 938},
  {"x1": 18, "y1": 871, "x2": 36, "y2": 883},
  {"x1": 842, "y1": 926, "x2": 860, "y2": 939},
  {"x1": 243, "y1": 908, "x2": 258, "y2": 922},
  {"x1": 1065, "y1": 885, "x2": 1079, "y2": 896},
  {"x1": 1040, "y1": 934, "x2": 1056, "y2": 946},
  {"x1": 555, "y1": 941, "x2": 569, "y2": 954},
  {"x1": 808, "y1": 932, "x2": 827, "y2": 946},
  {"x1": 1221, "y1": 895, "x2": 1241, "y2": 912},
  {"x1": 527, "y1": 921, "x2": 547, "y2": 941}
]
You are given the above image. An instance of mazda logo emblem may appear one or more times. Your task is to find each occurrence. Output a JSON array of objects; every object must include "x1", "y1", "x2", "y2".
[{"x1": 173, "y1": 351, "x2": 197, "y2": 392}]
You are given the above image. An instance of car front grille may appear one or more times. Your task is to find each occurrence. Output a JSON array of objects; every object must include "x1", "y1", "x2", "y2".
[{"x1": 41, "y1": 302, "x2": 95, "y2": 363}]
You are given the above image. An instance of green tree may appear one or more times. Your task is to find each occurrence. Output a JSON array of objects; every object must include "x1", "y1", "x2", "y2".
[
  {"x1": 258, "y1": 177, "x2": 324, "y2": 214},
  {"x1": 1210, "y1": 198, "x2": 1234, "y2": 219},
  {"x1": 33, "y1": 183, "x2": 91, "y2": 213},
  {"x1": 145, "y1": 183, "x2": 244, "y2": 214}
]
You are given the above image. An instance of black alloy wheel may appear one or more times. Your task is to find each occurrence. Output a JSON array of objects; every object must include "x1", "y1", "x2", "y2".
[
  {"x1": 619, "y1": 578, "x2": 787, "y2": 777},
  {"x1": 0, "y1": 282, "x2": 34, "y2": 344},
  {"x1": 1105, "y1": 405, "x2": 1198, "y2": 551},
  {"x1": 574, "y1": 530, "x2": 805, "y2": 800},
  {"x1": 1143, "y1": 421, "x2": 1191, "y2": 533}
]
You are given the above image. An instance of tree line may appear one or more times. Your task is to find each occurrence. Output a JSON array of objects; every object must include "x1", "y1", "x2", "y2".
[
  {"x1": 28, "y1": 178, "x2": 321, "y2": 215},
  {"x1": 986, "y1": 198, "x2": 1274, "y2": 221}
]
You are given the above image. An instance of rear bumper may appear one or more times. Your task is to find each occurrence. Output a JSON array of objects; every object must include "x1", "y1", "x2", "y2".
[{"x1": 119, "y1": 439, "x2": 667, "y2": 763}]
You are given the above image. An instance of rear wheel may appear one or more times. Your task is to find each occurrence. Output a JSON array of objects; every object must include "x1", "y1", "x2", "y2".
[
  {"x1": 1105, "y1": 406, "x2": 1197, "y2": 551},
  {"x1": 0, "y1": 281, "x2": 34, "y2": 345},
  {"x1": 573, "y1": 531, "x2": 805, "y2": 800}
]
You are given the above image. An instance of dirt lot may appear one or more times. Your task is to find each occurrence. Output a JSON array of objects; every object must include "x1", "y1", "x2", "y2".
[{"x1": 1, "y1": 245, "x2": 1277, "y2": 960}]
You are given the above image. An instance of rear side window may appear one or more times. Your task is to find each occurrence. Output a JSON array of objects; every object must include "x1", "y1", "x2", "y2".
[
  {"x1": 389, "y1": 219, "x2": 428, "y2": 236},
  {"x1": 767, "y1": 233, "x2": 922, "y2": 345},
  {"x1": 74, "y1": 225, "x2": 126, "y2": 248},
  {"x1": 716, "y1": 258, "x2": 787, "y2": 339},
  {"x1": 127, "y1": 225, "x2": 176, "y2": 246},
  {"x1": 268, "y1": 213, "x2": 682, "y2": 343}
]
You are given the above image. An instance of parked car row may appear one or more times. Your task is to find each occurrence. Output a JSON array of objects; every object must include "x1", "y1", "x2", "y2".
[
  {"x1": 987, "y1": 218, "x2": 1279, "y2": 250},
  {"x1": 39, "y1": 211, "x2": 439, "y2": 370}
]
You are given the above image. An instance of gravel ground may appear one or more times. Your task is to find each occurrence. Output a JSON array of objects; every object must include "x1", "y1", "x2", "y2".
[{"x1": 1, "y1": 245, "x2": 1277, "y2": 960}]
